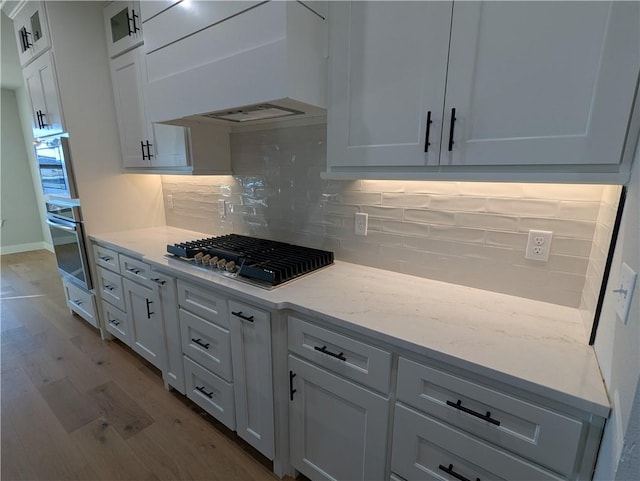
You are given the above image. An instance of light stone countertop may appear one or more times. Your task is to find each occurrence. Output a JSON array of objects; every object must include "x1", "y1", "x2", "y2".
[{"x1": 90, "y1": 226, "x2": 610, "y2": 417}]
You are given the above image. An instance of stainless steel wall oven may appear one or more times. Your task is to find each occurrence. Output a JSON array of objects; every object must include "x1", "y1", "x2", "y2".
[{"x1": 46, "y1": 199, "x2": 92, "y2": 290}]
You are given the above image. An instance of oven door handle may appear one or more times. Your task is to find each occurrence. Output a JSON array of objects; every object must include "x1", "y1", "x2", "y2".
[{"x1": 46, "y1": 218, "x2": 77, "y2": 232}]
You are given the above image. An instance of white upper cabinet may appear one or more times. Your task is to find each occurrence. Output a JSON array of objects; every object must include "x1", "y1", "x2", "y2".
[
  {"x1": 12, "y1": 1, "x2": 51, "y2": 67},
  {"x1": 104, "y1": 1, "x2": 143, "y2": 58},
  {"x1": 327, "y1": 2, "x2": 451, "y2": 169},
  {"x1": 326, "y1": 1, "x2": 640, "y2": 182},
  {"x1": 22, "y1": 51, "x2": 64, "y2": 138}
]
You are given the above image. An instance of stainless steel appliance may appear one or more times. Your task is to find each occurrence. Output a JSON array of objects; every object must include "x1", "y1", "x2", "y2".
[
  {"x1": 166, "y1": 234, "x2": 334, "y2": 289},
  {"x1": 46, "y1": 199, "x2": 92, "y2": 290},
  {"x1": 34, "y1": 133, "x2": 78, "y2": 199}
]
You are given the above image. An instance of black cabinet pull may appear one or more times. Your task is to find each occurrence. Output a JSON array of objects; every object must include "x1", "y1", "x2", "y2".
[
  {"x1": 74, "y1": 299, "x2": 83, "y2": 306},
  {"x1": 424, "y1": 110, "x2": 433, "y2": 152},
  {"x1": 448, "y1": 107, "x2": 456, "y2": 152},
  {"x1": 105, "y1": 284, "x2": 115, "y2": 291},
  {"x1": 109, "y1": 319, "x2": 120, "y2": 326},
  {"x1": 439, "y1": 464, "x2": 480, "y2": 481},
  {"x1": 196, "y1": 386, "x2": 214, "y2": 398},
  {"x1": 446, "y1": 399, "x2": 500, "y2": 426},
  {"x1": 99, "y1": 255, "x2": 112, "y2": 262},
  {"x1": 21, "y1": 29, "x2": 33, "y2": 50},
  {"x1": 140, "y1": 141, "x2": 147, "y2": 160},
  {"x1": 145, "y1": 299, "x2": 153, "y2": 319},
  {"x1": 145, "y1": 140, "x2": 153, "y2": 159},
  {"x1": 127, "y1": 267, "x2": 141, "y2": 275},
  {"x1": 231, "y1": 311, "x2": 254, "y2": 322},
  {"x1": 126, "y1": 12, "x2": 134, "y2": 36},
  {"x1": 192, "y1": 338, "x2": 210, "y2": 349},
  {"x1": 35, "y1": 111, "x2": 42, "y2": 129},
  {"x1": 150, "y1": 277, "x2": 166, "y2": 285},
  {"x1": 132, "y1": 9, "x2": 140, "y2": 33},
  {"x1": 314, "y1": 345, "x2": 347, "y2": 362},
  {"x1": 289, "y1": 371, "x2": 297, "y2": 401},
  {"x1": 38, "y1": 111, "x2": 48, "y2": 128}
]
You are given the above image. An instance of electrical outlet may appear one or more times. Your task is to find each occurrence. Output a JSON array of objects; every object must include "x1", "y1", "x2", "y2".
[
  {"x1": 355, "y1": 212, "x2": 368, "y2": 236},
  {"x1": 525, "y1": 230, "x2": 552, "y2": 261},
  {"x1": 614, "y1": 262, "x2": 637, "y2": 324},
  {"x1": 167, "y1": 194, "x2": 174, "y2": 209},
  {"x1": 218, "y1": 199, "x2": 227, "y2": 218}
]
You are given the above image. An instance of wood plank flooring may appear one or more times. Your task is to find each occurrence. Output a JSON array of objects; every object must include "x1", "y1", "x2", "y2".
[{"x1": 1, "y1": 250, "x2": 288, "y2": 481}]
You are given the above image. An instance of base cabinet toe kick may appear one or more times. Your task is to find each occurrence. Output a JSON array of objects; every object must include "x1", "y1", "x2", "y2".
[{"x1": 89, "y1": 240, "x2": 606, "y2": 480}]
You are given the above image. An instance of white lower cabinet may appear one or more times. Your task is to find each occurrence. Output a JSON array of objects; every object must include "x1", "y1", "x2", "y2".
[
  {"x1": 123, "y1": 277, "x2": 164, "y2": 369},
  {"x1": 229, "y1": 300, "x2": 275, "y2": 460},
  {"x1": 183, "y1": 355, "x2": 235, "y2": 430},
  {"x1": 102, "y1": 300, "x2": 130, "y2": 343},
  {"x1": 288, "y1": 355, "x2": 390, "y2": 481},
  {"x1": 392, "y1": 404, "x2": 563, "y2": 481},
  {"x1": 62, "y1": 277, "x2": 97, "y2": 328}
]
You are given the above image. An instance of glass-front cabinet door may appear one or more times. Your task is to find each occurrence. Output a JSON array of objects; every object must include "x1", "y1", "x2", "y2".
[
  {"x1": 13, "y1": 1, "x2": 51, "y2": 67},
  {"x1": 104, "y1": 1, "x2": 143, "y2": 59}
]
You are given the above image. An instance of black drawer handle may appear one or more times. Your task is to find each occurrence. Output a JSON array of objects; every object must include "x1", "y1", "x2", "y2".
[
  {"x1": 145, "y1": 299, "x2": 153, "y2": 319},
  {"x1": 127, "y1": 267, "x2": 142, "y2": 275},
  {"x1": 314, "y1": 345, "x2": 347, "y2": 362},
  {"x1": 150, "y1": 277, "x2": 166, "y2": 285},
  {"x1": 446, "y1": 399, "x2": 500, "y2": 426},
  {"x1": 192, "y1": 338, "x2": 210, "y2": 350},
  {"x1": 105, "y1": 284, "x2": 115, "y2": 291},
  {"x1": 109, "y1": 319, "x2": 120, "y2": 326},
  {"x1": 439, "y1": 463, "x2": 480, "y2": 481},
  {"x1": 231, "y1": 311, "x2": 254, "y2": 322},
  {"x1": 99, "y1": 255, "x2": 112, "y2": 262},
  {"x1": 196, "y1": 386, "x2": 213, "y2": 398},
  {"x1": 74, "y1": 299, "x2": 83, "y2": 306}
]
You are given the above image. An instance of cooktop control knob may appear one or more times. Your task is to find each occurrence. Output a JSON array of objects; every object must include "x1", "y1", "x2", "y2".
[
  {"x1": 202, "y1": 254, "x2": 211, "y2": 265},
  {"x1": 210, "y1": 256, "x2": 219, "y2": 267},
  {"x1": 225, "y1": 261, "x2": 236, "y2": 273},
  {"x1": 217, "y1": 259, "x2": 227, "y2": 269},
  {"x1": 194, "y1": 252, "x2": 204, "y2": 263}
]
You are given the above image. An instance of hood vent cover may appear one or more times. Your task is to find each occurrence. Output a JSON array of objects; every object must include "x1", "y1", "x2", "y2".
[{"x1": 203, "y1": 104, "x2": 304, "y2": 123}]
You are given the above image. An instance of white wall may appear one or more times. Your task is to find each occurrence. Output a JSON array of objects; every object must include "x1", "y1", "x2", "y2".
[
  {"x1": 1, "y1": 11, "x2": 22, "y2": 89},
  {"x1": 0, "y1": 88, "x2": 44, "y2": 253},
  {"x1": 594, "y1": 144, "x2": 640, "y2": 480}
]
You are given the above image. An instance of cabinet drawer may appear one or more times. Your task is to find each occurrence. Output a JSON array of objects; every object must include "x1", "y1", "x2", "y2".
[
  {"x1": 96, "y1": 266, "x2": 125, "y2": 311},
  {"x1": 288, "y1": 316, "x2": 392, "y2": 393},
  {"x1": 177, "y1": 280, "x2": 229, "y2": 327},
  {"x1": 93, "y1": 244, "x2": 120, "y2": 272},
  {"x1": 119, "y1": 255, "x2": 153, "y2": 288},
  {"x1": 396, "y1": 358, "x2": 583, "y2": 475},
  {"x1": 228, "y1": 299, "x2": 269, "y2": 326},
  {"x1": 63, "y1": 279, "x2": 97, "y2": 328},
  {"x1": 392, "y1": 404, "x2": 562, "y2": 481},
  {"x1": 179, "y1": 308, "x2": 232, "y2": 382},
  {"x1": 183, "y1": 356, "x2": 235, "y2": 430},
  {"x1": 102, "y1": 301, "x2": 130, "y2": 345}
]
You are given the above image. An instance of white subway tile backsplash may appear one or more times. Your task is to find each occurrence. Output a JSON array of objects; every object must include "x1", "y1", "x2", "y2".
[{"x1": 161, "y1": 124, "x2": 617, "y2": 308}]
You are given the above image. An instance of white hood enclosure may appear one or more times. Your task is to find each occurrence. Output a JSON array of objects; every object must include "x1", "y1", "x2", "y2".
[{"x1": 141, "y1": 1, "x2": 328, "y2": 126}]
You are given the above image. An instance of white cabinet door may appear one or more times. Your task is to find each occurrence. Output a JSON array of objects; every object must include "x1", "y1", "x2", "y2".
[
  {"x1": 444, "y1": 1, "x2": 640, "y2": 167},
  {"x1": 229, "y1": 302, "x2": 274, "y2": 460},
  {"x1": 22, "y1": 51, "x2": 64, "y2": 138},
  {"x1": 150, "y1": 273, "x2": 184, "y2": 394},
  {"x1": 289, "y1": 355, "x2": 389, "y2": 481},
  {"x1": 104, "y1": 1, "x2": 143, "y2": 59},
  {"x1": 109, "y1": 47, "x2": 189, "y2": 169},
  {"x1": 110, "y1": 47, "x2": 149, "y2": 168},
  {"x1": 13, "y1": 1, "x2": 51, "y2": 67},
  {"x1": 123, "y1": 278, "x2": 164, "y2": 369},
  {"x1": 327, "y1": 1, "x2": 451, "y2": 169}
]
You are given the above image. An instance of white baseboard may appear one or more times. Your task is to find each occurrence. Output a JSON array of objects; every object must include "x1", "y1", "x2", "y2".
[{"x1": 0, "y1": 241, "x2": 51, "y2": 255}]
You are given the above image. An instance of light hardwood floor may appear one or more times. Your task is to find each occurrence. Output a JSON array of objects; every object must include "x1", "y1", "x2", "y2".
[{"x1": 1, "y1": 250, "x2": 290, "y2": 481}]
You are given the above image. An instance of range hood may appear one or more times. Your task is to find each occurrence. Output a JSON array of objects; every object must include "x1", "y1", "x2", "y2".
[{"x1": 142, "y1": 1, "x2": 328, "y2": 128}]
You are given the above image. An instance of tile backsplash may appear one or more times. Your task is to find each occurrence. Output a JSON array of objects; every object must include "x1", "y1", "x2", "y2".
[{"x1": 162, "y1": 123, "x2": 617, "y2": 308}]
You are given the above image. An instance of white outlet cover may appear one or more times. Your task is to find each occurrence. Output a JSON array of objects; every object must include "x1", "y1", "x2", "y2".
[
  {"x1": 525, "y1": 230, "x2": 552, "y2": 261},
  {"x1": 614, "y1": 262, "x2": 637, "y2": 324}
]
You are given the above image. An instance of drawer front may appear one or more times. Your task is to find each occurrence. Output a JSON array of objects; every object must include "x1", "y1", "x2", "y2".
[
  {"x1": 63, "y1": 279, "x2": 97, "y2": 328},
  {"x1": 93, "y1": 244, "x2": 120, "y2": 272},
  {"x1": 179, "y1": 308, "x2": 232, "y2": 382},
  {"x1": 177, "y1": 280, "x2": 229, "y2": 328},
  {"x1": 228, "y1": 299, "x2": 269, "y2": 325},
  {"x1": 102, "y1": 300, "x2": 130, "y2": 345},
  {"x1": 396, "y1": 358, "x2": 583, "y2": 475},
  {"x1": 183, "y1": 356, "x2": 235, "y2": 430},
  {"x1": 119, "y1": 255, "x2": 153, "y2": 288},
  {"x1": 288, "y1": 316, "x2": 392, "y2": 393},
  {"x1": 96, "y1": 266, "x2": 125, "y2": 311},
  {"x1": 392, "y1": 404, "x2": 563, "y2": 481}
]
